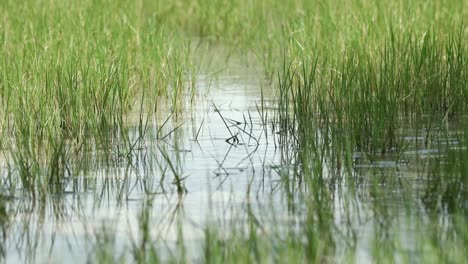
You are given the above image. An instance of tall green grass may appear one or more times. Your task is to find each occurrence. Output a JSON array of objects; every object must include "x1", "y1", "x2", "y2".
[
  {"x1": 0, "y1": 0, "x2": 467, "y2": 263},
  {"x1": 145, "y1": 0, "x2": 467, "y2": 74},
  {"x1": 277, "y1": 30, "x2": 466, "y2": 166},
  {"x1": 0, "y1": 0, "x2": 197, "y2": 196}
]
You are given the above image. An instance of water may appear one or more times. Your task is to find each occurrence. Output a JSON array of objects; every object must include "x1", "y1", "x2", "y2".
[
  {"x1": 0, "y1": 70, "x2": 283, "y2": 262},
  {"x1": 1, "y1": 70, "x2": 466, "y2": 263}
]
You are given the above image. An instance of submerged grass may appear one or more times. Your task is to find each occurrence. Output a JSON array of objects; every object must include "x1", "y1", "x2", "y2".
[{"x1": 0, "y1": 0, "x2": 467, "y2": 263}]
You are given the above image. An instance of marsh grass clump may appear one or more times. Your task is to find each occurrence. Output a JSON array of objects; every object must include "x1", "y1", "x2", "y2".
[
  {"x1": 0, "y1": 0, "x2": 197, "y2": 196},
  {"x1": 269, "y1": 7, "x2": 467, "y2": 261},
  {"x1": 276, "y1": 29, "x2": 467, "y2": 166}
]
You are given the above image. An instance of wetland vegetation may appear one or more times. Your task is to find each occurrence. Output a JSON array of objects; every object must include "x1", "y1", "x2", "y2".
[{"x1": 0, "y1": 0, "x2": 467, "y2": 263}]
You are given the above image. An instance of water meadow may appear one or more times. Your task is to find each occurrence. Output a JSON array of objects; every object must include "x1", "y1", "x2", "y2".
[{"x1": 0, "y1": 0, "x2": 467, "y2": 263}]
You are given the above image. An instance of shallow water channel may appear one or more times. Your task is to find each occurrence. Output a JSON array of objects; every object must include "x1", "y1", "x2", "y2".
[
  {"x1": 1, "y1": 70, "x2": 282, "y2": 262},
  {"x1": 1, "y1": 69, "x2": 466, "y2": 263}
]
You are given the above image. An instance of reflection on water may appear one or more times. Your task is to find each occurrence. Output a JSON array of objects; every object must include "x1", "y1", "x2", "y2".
[
  {"x1": 1, "y1": 71, "x2": 283, "y2": 262},
  {"x1": 0, "y1": 71, "x2": 466, "y2": 263}
]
